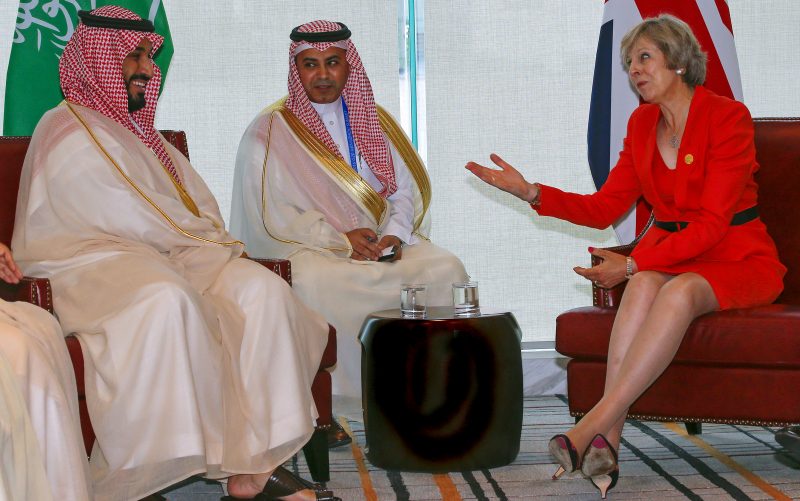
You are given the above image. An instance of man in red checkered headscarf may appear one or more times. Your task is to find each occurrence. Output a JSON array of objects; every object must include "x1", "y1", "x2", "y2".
[
  {"x1": 231, "y1": 20, "x2": 468, "y2": 408},
  {"x1": 59, "y1": 6, "x2": 182, "y2": 183},
  {"x1": 285, "y1": 20, "x2": 398, "y2": 198},
  {"x1": 14, "y1": 7, "x2": 336, "y2": 501}
]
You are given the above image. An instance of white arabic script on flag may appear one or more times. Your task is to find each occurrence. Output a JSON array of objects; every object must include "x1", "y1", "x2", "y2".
[{"x1": 15, "y1": 0, "x2": 96, "y2": 51}]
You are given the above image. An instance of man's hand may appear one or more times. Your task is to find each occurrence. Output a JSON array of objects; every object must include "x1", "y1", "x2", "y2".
[
  {"x1": 346, "y1": 228, "x2": 381, "y2": 261},
  {"x1": 377, "y1": 235, "x2": 403, "y2": 262},
  {"x1": 0, "y1": 243, "x2": 23, "y2": 285},
  {"x1": 465, "y1": 153, "x2": 539, "y2": 203},
  {"x1": 573, "y1": 248, "x2": 633, "y2": 289}
]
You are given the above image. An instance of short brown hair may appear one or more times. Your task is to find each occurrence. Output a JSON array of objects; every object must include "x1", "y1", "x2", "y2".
[{"x1": 620, "y1": 14, "x2": 707, "y2": 87}]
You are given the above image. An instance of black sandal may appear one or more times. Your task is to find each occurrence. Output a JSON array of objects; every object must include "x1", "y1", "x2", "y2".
[
  {"x1": 327, "y1": 419, "x2": 352, "y2": 449},
  {"x1": 223, "y1": 466, "x2": 340, "y2": 501}
]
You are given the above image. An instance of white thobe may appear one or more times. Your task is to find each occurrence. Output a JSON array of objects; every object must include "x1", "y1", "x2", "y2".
[
  {"x1": 230, "y1": 101, "x2": 468, "y2": 399},
  {"x1": 310, "y1": 98, "x2": 416, "y2": 244},
  {"x1": 12, "y1": 103, "x2": 329, "y2": 501},
  {"x1": 0, "y1": 300, "x2": 90, "y2": 501}
]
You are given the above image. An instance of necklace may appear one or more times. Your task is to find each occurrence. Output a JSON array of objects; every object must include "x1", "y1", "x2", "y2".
[
  {"x1": 665, "y1": 119, "x2": 683, "y2": 149},
  {"x1": 664, "y1": 99, "x2": 691, "y2": 149}
]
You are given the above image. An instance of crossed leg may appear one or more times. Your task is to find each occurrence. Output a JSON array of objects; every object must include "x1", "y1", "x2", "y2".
[{"x1": 564, "y1": 271, "x2": 719, "y2": 455}]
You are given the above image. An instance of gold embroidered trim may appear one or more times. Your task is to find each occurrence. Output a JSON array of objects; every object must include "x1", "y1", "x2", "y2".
[
  {"x1": 159, "y1": 145, "x2": 201, "y2": 217},
  {"x1": 260, "y1": 109, "x2": 351, "y2": 253},
  {"x1": 65, "y1": 102, "x2": 242, "y2": 247},
  {"x1": 260, "y1": 98, "x2": 433, "y2": 246},
  {"x1": 376, "y1": 105, "x2": 432, "y2": 233},
  {"x1": 276, "y1": 104, "x2": 386, "y2": 225}
]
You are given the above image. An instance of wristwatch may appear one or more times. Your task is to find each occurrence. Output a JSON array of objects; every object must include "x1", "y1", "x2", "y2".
[{"x1": 625, "y1": 256, "x2": 634, "y2": 280}]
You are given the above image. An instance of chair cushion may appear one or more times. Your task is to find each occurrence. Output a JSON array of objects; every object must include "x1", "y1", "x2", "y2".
[{"x1": 556, "y1": 304, "x2": 800, "y2": 368}]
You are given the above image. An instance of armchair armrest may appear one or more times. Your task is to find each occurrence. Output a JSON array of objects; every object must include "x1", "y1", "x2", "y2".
[
  {"x1": 0, "y1": 276, "x2": 54, "y2": 313},
  {"x1": 247, "y1": 257, "x2": 292, "y2": 286},
  {"x1": 592, "y1": 214, "x2": 654, "y2": 309}
]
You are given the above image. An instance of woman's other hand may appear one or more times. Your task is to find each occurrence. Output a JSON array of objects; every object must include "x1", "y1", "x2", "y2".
[
  {"x1": 574, "y1": 248, "x2": 634, "y2": 289},
  {"x1": 466, "y1": 153, "x2": 540, "y2": 203}
]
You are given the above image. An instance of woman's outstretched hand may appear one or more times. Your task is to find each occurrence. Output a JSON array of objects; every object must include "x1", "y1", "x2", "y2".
[{"x1": 465, "y1": 153, "x2": 539, "y2": 203}]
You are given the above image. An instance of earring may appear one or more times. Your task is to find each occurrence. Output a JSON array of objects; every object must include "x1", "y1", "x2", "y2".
[{"x1": 676, "y1": 68, "x2": 685, "y2": 75}]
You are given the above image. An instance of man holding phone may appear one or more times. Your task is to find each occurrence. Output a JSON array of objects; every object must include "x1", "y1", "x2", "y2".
[{"x1": 230, "y1": 20, "x2": 467, "y2": 418}]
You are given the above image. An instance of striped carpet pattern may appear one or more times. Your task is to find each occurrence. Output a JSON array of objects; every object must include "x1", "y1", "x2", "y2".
[{"x1": 163, "y1": 396, "x2": 800, "y2": 500}]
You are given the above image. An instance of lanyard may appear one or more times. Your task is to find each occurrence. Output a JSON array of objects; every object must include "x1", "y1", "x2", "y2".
[{"x1": 341, "y1": 99, "x2": 359, "y2": 172}]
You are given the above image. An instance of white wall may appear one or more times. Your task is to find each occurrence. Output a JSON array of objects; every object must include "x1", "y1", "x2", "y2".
[
  {"x1": 1, "y1": 1, "x2": 798, "y2": 342},
  {"x1": 425, "y1": 1, "x2": 613, "y2": 343},
  {"x1": 731, "y1": 3, "x2": 800, "y2": 116}
]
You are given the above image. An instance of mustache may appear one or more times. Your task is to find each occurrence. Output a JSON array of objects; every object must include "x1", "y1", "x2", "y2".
[
  {"x1": 129, "y1": 73, "x2": 152, "y2": 83},
  {"x1": 313, "y1": 79, "x2": 335, "y2": 87}
]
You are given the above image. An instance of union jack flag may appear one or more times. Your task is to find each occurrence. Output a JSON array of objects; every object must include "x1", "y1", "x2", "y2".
[{"x1": 587, "y1": 0, "x2": 742, "y2": 243}]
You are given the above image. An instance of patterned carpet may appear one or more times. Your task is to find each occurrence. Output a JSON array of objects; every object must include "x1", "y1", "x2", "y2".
[{"x1": 163, "y1": 396, "x2": 800, "y2": 500}]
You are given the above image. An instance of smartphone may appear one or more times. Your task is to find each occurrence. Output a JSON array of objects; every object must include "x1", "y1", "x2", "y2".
[{"x1": 378, "y1": 246, "x2": 397, "y2": 262}]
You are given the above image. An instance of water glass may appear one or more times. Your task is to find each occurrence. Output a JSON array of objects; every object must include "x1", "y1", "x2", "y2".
[
  {"x1": 400, "y1": 284, "x2": 427, "y2": 317},
  {"x1": 453, "y1": 281, "x2": 480, "y2": 315}
]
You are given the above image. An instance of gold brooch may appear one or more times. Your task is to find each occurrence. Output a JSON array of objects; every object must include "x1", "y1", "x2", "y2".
[{"x1": 684, "y1": 154, "x2": 694, "y2": 165}]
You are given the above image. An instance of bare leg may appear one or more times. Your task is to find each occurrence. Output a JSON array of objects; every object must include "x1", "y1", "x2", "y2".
[
  {"x1": 601, "y1": 272, "x2": 671, "y2": 450},
  {"x1": 565, "y1": 273, "x2": 719, "y2": 453},
  {"x1": 228, "y1": 471, "x2": 318, "y2": 500}
]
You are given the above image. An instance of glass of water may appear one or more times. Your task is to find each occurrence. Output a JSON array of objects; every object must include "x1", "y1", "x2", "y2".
[
  {"x1": 453, "y1": 281, "x2": 479, "y2": 315},
  {"x1": 400, "y1": 284, "x2": 427, "y2": 318}
]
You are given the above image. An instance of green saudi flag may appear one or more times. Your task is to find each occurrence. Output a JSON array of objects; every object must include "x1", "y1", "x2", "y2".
[{"x1": 4, "y1": 0, "x2": 173, "y2": 136}]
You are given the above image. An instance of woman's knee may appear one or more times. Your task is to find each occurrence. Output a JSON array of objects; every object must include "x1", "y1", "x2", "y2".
[
  {"x1": 658, "y1": 273, "x2": 718, "y2": 314},
  {"x1": 622, "y1": 271, "x2": 670, "y2": 301}
]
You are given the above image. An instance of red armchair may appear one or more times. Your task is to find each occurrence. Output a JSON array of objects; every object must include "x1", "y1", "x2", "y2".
[
  {"x1": 0, "y1": 132, "x2": 336, "y2": 481},
  {"x1": 556, "y1": 118, "x2": 800, "y2": 432}
]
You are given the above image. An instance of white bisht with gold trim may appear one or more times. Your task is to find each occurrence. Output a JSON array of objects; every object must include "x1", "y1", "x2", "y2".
[
  {"x1": 12, "y1": 103, "x2": 329, "y2": 501},
  {"x1": 231, "y1": 100, "x2": 468, "y2": 399}
]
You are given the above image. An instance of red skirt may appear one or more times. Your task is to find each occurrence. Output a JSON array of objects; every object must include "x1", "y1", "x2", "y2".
[{"x1": 633, "y1": 219, "x2": 785, "y2": 310}]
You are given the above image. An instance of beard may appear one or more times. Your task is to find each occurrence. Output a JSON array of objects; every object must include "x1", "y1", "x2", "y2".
[
  {"x1": 125, "y1": 74, "x2": 150, "y2": 112},
  {"x1": 127, "y1": 92, "x2": 146, "y2": 112}
]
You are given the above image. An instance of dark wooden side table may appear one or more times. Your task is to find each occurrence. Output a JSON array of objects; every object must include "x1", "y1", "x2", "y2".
[{"x1": 359, "y1": 307, "x2": 523, "y2": 472}]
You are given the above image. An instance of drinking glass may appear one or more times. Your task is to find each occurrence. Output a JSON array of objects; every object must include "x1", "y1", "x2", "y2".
[
  {"x1": 400, "y1": 284, "x2": 427, "y2": 317},
  {"x1": 452, "y1": 281, "x2": 479, "y2": 315}
]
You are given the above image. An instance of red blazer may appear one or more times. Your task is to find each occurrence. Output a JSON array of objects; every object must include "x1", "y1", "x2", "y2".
[{"x1": 536, "y1": 86, "x2": 783, "y2": 275}]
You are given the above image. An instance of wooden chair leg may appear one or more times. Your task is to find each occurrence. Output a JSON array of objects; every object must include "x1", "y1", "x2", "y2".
[
  {"x1": 685, "y1": 422, "x2": 702, "y2": 435},
  {"x1": 302, "y1": 427, "x2": 330, "y2": 482}
]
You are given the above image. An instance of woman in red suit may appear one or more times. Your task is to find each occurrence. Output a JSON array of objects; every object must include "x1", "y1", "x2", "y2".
[{"x1": 467, "y1": 14, "x2": 785, "y2": 498}]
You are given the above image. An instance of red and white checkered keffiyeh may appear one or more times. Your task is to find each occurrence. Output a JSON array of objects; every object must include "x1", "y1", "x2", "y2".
[
  {"x1": 59, "y1": 6, "x2": 180, "y2": 184},
  {"x1": 285, "y1": 20, "x2": 397, "y2": 197}
]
